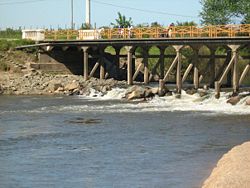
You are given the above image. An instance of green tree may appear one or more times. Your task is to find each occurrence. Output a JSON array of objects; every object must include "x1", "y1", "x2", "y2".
[
  {"x1": 200, "y1": 0, "x2": 232, "y2": 25},
  {"x1": 150, "y1": 22, "x2": 162, "y2": 27},
  {"x1": 200, "y1": 0, "x2": 250, "y2": 25},
  {"x1": 111, "y1": 12, "x2": 133, "y2": 28},
  {"x1": 176, "y1": 21, "x2": 198, "y2": 26}
]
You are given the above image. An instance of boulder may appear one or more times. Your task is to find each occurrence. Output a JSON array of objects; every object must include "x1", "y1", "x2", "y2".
[
  {"x1": 151, "y1": 87, "x2": 159, "y2": 95},
  {"x1": 125, "y1": 86, "x2": 146, "y2": 100},
  {"x1": 227, "y1": 96, "x2": 241, "y2": 105},
  {"x1": 246, "y1": 97, "x2": 250, "y2": 106},
  {"x1": 186, "y1": 88, "x2": 197, "y2": 95},
  {"x1": 202, "y1": 142, "x2": 250, "y2": 188},
  {"x1": 127, "y1": 90, "x2": 145, "y2": 100},
  {"x1": 65, "y1": 82, "x2": 79, "y2": 91},
  {"x1": 47, "y1": 81, "x2": 62, "y2": 92},
  {"x1": 0, "y1": 85, "x2": 3, "y2": 94}
]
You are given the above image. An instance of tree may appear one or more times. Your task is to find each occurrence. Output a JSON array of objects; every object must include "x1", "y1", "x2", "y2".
[
  {"x1": 200, "y1": 0, "x2": 250, "y2": 25},
  {"x1": 111, "y1": 12, "x2": 133, "y2": 28},
  {"x1": 150, "y1": 22, "x2": 162, "y2": 27},
  {"x1": 200, "y1": 0, "x2": 232, "y2": 25},
  {"x1": 176, "y1": 21, "x2": 198, "y2": 26}
]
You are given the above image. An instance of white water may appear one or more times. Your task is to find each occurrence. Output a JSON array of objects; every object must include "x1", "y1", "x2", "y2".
[
  {"x1": 1, "y1": 88, "x2": 249, "y2": 115},
  {"x1": 79, "y1": 87, "x2": 250, "y2": 115}
]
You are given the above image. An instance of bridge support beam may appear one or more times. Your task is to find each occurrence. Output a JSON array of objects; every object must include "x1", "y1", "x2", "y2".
[
  {"x1": 208, "y1": 46, "x2": 216, "y2": 87},
  {"x1": 191, "y1": 45, "x2": 202, "y2": 90},
  {"x1": 229, "y1": 45, "x2": 241, "y2": 94},
  {"x1": 159, "y1": 46, "x2": 165, "y2": 79},
  {"x1": 174, "y1": 45, "x2": 183, "y2": 94},
  {"x1": 99, "y1": 48, "x2": 105, "y2": 80},
  {"x1": 126, "y1": 46, "x2": 134, "y2": 85},
  {"x1": 143, "y1": 47, "x2": 149, "y2": 84},
  {"x1": 114, "y1": 47, "x2": 122, "y2": 79},
  {"x1": 215, "y1": 45, "x2": 240, "y2": 98},
  {"x1": 81, "y1": 46, "x2": 89, "y2": 81}
]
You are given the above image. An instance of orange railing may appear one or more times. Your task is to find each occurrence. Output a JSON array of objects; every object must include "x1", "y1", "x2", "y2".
[{"x1": 44, "y1": 24, "x2": 250, "y2": 40}]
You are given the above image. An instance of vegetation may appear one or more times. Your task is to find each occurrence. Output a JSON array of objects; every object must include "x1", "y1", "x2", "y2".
[
  {"x1": 0, "y1": 28, "x2": 22, "y2": 39},
  {"x1": 0, "y1": 39, "x2": 35, "y2": 51},
  {"x1": 200, "y1": 0, "x2": 250, "y2": 25},
  {"x1": 111, "y1": 12, "x2": 133, "y2": 28}
]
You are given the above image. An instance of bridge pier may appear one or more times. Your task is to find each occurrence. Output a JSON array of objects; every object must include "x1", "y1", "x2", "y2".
[
  {"x1": 191, "y1": 45, "x2": 202, "y2": 90},
  {"x1": 208, "y1": 46, "x2": 216, "y2": 87},
  {"x1": 82, "y1": 46, "x2": 89, "y2": 81},
  {"x1": 126, "y1": 46, "x2": 134, "y2": 85},
  {"x1": 99, "y1": 48, "x2": 106, "y2": 80},
  {"x1": 215, "y1": 45, "x2": 241, "y2": 98},
  {"x1": 143, "y1": 47, "x2": 149, "y2": 84}
]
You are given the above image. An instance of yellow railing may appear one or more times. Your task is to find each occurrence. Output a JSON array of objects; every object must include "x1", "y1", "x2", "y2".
[{"x1": 44, "y1": 24, "x2": 250, "y2": 40}]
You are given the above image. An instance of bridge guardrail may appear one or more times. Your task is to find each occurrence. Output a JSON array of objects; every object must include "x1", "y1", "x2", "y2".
[{"x1": 44, "y1": 24, "x2": 250, "y2": 40}]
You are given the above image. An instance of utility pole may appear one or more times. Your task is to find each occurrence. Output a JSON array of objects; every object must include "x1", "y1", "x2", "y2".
[
  {"x1": 71, "y1": 0, "x2": 74, "y2": 29},
  {"x1": 86, "y1": 0, "x2": 90, "y2": 28}
]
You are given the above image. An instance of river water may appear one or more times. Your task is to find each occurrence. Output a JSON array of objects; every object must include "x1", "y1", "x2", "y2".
[{"x1": 0, "y1": 90, "x2": 250, "y2": 188}]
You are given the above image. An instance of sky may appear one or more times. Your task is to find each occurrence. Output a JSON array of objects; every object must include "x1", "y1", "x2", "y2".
[{"x1": 0, "y1": 0, "x2": 202, "y2": 29}]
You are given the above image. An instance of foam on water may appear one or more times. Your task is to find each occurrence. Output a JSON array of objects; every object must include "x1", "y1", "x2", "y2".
[{"x1": 0, "y1": 88, "x2": 249, "y2": 115}]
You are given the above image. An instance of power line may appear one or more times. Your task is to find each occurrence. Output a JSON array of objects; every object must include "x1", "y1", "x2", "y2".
[
  {"x1": 0, "y1": 0, "x2": 59, "y2": 5},
  {"x1": 92, "y1": 0, "x2": 198, "y2": 19}
]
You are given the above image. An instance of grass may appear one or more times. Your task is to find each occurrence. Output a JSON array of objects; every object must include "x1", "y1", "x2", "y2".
[
  {"x1": 0, "y1": 28, "x2": 22, "y2": 39},
  {"x1": 0, "y1": 39, "x2": 35, "y2": 51}
]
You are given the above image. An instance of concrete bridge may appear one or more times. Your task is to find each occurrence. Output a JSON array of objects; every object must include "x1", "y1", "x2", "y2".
[{"x1": 19, "y1": 36, "x2": 250, "y2": 98}]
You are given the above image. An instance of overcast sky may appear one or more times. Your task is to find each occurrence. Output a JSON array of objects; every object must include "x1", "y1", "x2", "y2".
[{"x1": 0, "y1": 0, "x2": 201, "y2": 29}]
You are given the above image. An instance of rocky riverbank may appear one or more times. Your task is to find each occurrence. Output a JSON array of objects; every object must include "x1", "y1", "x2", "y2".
[{"x1": 202, "y1": 142, "x2": 250, "y2": 188}]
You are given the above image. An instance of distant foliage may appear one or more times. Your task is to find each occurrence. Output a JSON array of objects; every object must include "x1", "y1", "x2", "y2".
[
  {"x1": 0, "y1": 28, "x2": 22, "y2": 39},
  {"x1": 200, "y1": 0, "x2": 250, "y2": 25},
  {"x1": 150, "y1": 22, "x2": 162, "y2": 27},
  {"x1": 111, "y1": 12, "x2": 133, "y2": 28},
  {"x1": 176, "y1": 21, "x2": 198, "y2": 26},
  {"x1": 0, "y1": 39, "x2": 34, "y2": 51}
]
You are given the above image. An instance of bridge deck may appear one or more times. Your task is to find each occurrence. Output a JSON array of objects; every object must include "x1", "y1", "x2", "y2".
[{"x1": 17, "y1": 37, "x2": 250, "y2": 49}]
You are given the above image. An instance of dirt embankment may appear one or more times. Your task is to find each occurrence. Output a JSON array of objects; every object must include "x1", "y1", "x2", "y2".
[{"x1": 202, "y1": 142, "x2": 250, "y2": 188}]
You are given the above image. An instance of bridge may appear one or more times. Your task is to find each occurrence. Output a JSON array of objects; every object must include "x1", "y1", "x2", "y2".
[{"x1": 20, "y1": 24, "x2": 250, "y2": 98}]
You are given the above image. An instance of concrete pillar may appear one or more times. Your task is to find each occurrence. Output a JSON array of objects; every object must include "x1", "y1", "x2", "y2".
[
  {"x1": 159, "y1": 79, "x2": 165, "y2": 96},
  {"x1": 228, "y1": 45, "x2": 240, "y2": 94},
  {"x1": 99, "y1": 48, "x2": 105, "y2": 79},
  {"x1": 82, "y1": 47, "x2": 89, "y2": 81},
  {"x1": 173, "y1": 45, "x2": 183, "y2": 94},
  {"x1": 159, "y1": 46, "x2": 165, "y2": 79},
  {"x1": 191, "y1": 45, "x2": 202, "y2": 90},
  {"x1": 226, "y1": 51, "x2": 232, "y2": 87},
  {"x1": 114, "y1": 47, "x2": 121, "y2": 79},
  {"x1": 208, "y1": 46, "x2": 216, "y2": 87},
  {"x1": 85, "y1": 0, "x2": 91, "y2": 27},
  {"x1": 143, "y1": 47, "x2": 149, "y2": 84},
  {"x1": 126, "y1": 46, "x2": 133, "y2": 85}
]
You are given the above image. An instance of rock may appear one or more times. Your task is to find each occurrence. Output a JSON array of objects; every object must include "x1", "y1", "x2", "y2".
[
  {"x1": 202, "y1": 142, "x2": 250, "y2": 188},
  {"x1": 0, "y1": 85, "x2": 3, "y2": 94},
  {"x1": 65, "y1": 82, "x2": 79, "y2": 91},
  {"x1": 227, "y1": 96, "x2": 241, "y2": 105},
  {"x1": 151, "y1": 87, "x2": 159, "y2": 95},
  {"x1": 47, "y1": 81, "x2": 63, "y2": 92},
  {"x1": 127, "y1": 90, "x2": 145, "y2": 100},
  {"x1": 199, "y1": 90, "x2": 209, "y2": 97},
  {"x1": 144, "y1": 88, "x2": 155, "y2": 98},
  {"x1": 246, "y1": 97, "x2": 250, "y2": 105},
  {"x1": 186, "y1": 88, "x2": 197, "y2": 95}
]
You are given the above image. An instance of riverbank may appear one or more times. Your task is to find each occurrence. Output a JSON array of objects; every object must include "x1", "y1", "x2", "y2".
[{"x1": 202, "y1": 142, "x2": 250, "y2": 188}]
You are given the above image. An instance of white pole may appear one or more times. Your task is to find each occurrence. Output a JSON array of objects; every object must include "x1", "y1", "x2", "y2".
[
  {"x1": 86, "y1": 0, "x2": 90, "y2": 27},
  {"x1": 71, "y1": 0, "x2": 74, "y2": 29}
]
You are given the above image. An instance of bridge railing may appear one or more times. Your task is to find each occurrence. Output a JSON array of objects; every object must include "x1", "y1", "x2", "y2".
[{"x1": 44, "y1": 24, "x2": 250, "y2": 40}]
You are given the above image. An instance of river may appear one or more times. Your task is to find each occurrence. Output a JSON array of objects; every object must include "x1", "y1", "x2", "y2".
[{"x1": 0, "y1": 91, "x2": 250, "y2": 188}]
